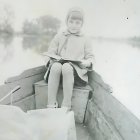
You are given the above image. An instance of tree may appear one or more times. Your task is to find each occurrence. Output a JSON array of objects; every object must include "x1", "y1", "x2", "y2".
[
  {"x1": 37, "y1": 15, "x2": 61, "y2": 35},
  {"x1": 22, "y1": 15, "x2": 61, "y2": 36},
  {"x1": 22, "y1": 15, "x2": 61, "y2": 52},
  {"x1": 22, "y1": 19, "x2": 41, "y2": 35},
  {"x1": 0, "y1": 4, "x2": 15, "y2": 34}
]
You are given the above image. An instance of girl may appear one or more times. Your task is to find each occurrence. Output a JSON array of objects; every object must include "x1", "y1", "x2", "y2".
[{"x1": 44, "y1": 7, "x2": 94, "y2": 110}]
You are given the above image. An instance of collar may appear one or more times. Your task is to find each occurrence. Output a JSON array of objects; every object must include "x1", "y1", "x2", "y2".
[{"x1": 63, "y1": 30, "x2": 83, "y2": 37}]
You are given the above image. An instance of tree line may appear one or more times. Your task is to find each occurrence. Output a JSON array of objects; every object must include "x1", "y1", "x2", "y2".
[{"x1": 0, "y1": 4, "x2": 61, "y2": 36}]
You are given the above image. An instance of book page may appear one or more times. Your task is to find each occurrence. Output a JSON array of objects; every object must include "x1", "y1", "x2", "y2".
[{"x1": 42, "y1": 52, "x2": 81, "y2": 63}]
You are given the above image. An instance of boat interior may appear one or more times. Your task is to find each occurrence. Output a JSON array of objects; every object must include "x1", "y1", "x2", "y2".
[{"x1": 0, "y1": 65, "x2": 140, "y2": 140}]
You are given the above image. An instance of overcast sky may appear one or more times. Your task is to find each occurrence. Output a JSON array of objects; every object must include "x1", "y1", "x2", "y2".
[{"x1": 0, "y1": 0, "x2": 140, "y2": 37}]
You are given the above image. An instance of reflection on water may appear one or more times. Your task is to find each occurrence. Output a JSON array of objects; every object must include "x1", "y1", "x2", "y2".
[
  {"x1": 0, "y1": 35, "x2": 13, "y2": 48},
  {"x1": 0, "y1": 36, "x2": 45, "y2": 85},
  {"x1": 22, "y1": 35, "x2": 53, "y2": 52},
  {"x1": 0, "y1": 36, "x2": 140, "y2": 120},
  {"x1": 0, "y1": 35, "x2": 14, "y2": 64}
]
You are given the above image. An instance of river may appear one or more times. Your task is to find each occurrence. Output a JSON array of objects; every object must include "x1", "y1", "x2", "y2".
[{"x1": 0, "y1": 36, "x2": 140, "y2": 120}]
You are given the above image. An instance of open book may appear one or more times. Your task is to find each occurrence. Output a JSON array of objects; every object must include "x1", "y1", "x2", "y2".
[{"x1": 42, "y1": 52, "x2": 81, "y2": 63}]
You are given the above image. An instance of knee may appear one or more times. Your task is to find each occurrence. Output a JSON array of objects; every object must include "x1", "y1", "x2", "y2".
[
  {"x1": 62, "y1": 63, "x2": 73, "y2": 76},
  {"x1": 50, "y1": 62, "x2": 62, "y2": 74}
]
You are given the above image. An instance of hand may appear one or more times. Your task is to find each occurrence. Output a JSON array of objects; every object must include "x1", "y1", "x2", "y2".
[{"x1": 79, "y1": 60, "x2": 91, "y2": 69}]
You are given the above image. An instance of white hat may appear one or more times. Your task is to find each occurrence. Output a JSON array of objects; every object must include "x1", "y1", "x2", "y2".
[{"x1": 66, "y1": 7, "x2": 84, "y2": 25}]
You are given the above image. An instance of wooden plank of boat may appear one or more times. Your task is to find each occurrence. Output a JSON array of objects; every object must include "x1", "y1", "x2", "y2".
[
  {"x1": 0, "y1": 66, "x2": 46, "y2": 105},
  {"x1": 86, "y1": 71, "x2": 140, "y2": 140}
]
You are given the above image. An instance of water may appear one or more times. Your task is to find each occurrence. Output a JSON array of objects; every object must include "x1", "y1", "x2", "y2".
[
  {"x1": 0, "y1": 36, "x2": 140, "y2": 120},
  {"x1": 0, "y1": 35, "x2": 44, "y2": 84},
  {"x1": 92, "y1": 39, "x2": 140, "y2": 120}
]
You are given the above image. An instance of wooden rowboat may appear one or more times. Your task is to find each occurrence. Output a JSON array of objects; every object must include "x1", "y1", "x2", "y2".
[{"x1": 0, "y1": 65, "x2": 140, "y2": 140}]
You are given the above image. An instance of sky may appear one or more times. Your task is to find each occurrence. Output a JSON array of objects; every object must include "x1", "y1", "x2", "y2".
[{"x1": 0, "y1": 0, "x2": 140, "y2": 37}]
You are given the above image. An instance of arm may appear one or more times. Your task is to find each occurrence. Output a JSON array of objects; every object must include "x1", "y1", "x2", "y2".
[
  {"x1": 47, "y1": 33, "x2": 59, "y2": 54},
  {"x1": 79, "y1": 38, "x2": 95, "y2": 70},
  {"x1": 44, "y1": 33, "x2": 60, "y2": 67}
]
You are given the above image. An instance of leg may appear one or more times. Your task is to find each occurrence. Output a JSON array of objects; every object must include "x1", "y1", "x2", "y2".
[
  {"x1": 47, "y1": 62, "x2": 62, "y2": 107},
  {"x1": 61, "y1": 63, "x2": 74, "y2": 109}
]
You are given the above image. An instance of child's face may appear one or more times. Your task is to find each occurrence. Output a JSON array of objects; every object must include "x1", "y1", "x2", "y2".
[{"x1": 67, "y1": 17, "x2": 82, "y2": 34}]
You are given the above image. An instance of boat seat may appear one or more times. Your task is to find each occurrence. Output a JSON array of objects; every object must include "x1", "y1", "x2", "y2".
[{"x1": 34, "y1": 80, "x2": 93, "y2": 123}]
